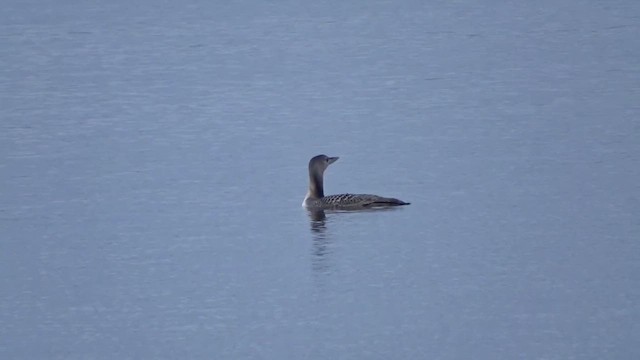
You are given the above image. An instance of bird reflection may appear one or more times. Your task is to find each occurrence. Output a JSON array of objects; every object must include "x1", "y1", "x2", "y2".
[
  {"x1": 308, "y1": 209, "x2": 331, "y2": 273},
  {"x1": 309, "y1": 209, "x2": 326, "y2": 223},
  {"x1": 307, "y1": 207, "x2": 405, "y2": 275}
]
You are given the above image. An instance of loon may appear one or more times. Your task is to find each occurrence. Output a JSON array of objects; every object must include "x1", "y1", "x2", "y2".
[{"x1": 302, "y1": 154, "x2": 410, "y2": 209}]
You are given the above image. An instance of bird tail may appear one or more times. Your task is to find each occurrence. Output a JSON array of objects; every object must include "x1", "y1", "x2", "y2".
[{"x1": 367, "y1": 197, "x2": 410, "y2": 206}]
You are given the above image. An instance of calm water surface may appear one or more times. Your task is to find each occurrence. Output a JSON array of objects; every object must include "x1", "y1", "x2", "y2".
[{"x1": 1, "y1": 1, "x2": 639, "y2": 359}]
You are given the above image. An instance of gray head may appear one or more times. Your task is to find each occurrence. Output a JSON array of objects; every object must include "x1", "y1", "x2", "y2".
[
  {"x1": 307, "y1": 155, "x2": 339, "y2": 198},
  {"x1": 309, "y1": 154, "x2": 339, "y2": 175}
]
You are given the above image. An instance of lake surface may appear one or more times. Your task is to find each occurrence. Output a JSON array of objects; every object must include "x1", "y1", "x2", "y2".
[{"x1": 1, "y1": 1, "x2": 639, "y2": 359}]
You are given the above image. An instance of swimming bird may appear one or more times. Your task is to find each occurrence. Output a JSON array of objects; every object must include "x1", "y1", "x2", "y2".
[{"x1": 302, "y1": 154, "x2": 410, "y2": 209}]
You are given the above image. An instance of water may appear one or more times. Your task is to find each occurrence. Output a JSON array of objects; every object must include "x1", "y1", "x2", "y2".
[{"x1": 2, "y1": 1, "x2": 639, "y2": 359}]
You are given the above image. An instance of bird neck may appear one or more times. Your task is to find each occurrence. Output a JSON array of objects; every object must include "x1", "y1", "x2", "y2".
[{"x1": 308, "y1": 170, "x2": 324, "y2": 198}]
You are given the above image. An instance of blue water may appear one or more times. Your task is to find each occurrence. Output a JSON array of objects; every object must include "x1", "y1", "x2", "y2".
[{"x1": 2, "y1": 1, "x2": 639, "y2": 359}]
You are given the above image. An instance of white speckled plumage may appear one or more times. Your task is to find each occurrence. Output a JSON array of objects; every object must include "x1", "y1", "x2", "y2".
[{"x1": 302, "y1": 154, "x2": 410, "y2": 209}]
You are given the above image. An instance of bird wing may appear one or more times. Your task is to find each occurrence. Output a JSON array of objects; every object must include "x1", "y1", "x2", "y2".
[{"x1": 320, "y1": 194, "x2": 409, "y2": 208}]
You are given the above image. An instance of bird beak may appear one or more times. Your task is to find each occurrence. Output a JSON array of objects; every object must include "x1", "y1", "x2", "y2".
[{"x1": 328, "y1": 156, "x2": 339, "y2": 165}]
